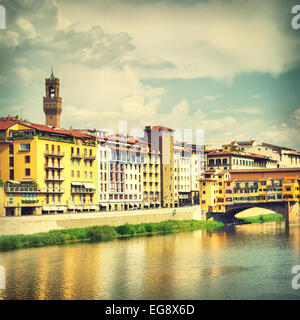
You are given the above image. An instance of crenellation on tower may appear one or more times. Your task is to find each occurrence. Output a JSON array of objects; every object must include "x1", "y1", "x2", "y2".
[{"x1": 43, "y1": 68, "x2": 62, "y2": 128}]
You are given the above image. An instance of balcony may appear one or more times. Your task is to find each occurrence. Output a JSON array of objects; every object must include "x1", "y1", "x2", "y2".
[
  {"x1": 45, "y1": 163, "x2": 65, "y2": 169},
  {"x1": 45, "y1": 150, "x2": 65, "y2": 157},
  {"x1": 71, "y1": 153, "x2": 83, "y2": 159},
  {"x1": 4, "y1": 186, "x2": 40, "y2": 193},
  {"x1": 41, "y1": 188, "x2": 65, "y2": 194},
  {"x1": 71, "y1": 188, "x2": 95, "y2": 194},
  {"x1": 45, "y1": 175, "x2": 65, "y2": 181},
  {"x1": 83, "y1": 154, "x2": 96, "y2": 160}
]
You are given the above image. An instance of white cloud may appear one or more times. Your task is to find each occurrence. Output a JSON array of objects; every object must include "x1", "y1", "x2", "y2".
[
  {"x1": 212, "y1": 107, "x2": 262, "y2": 115},
  {"x1": 203, "y1": 95, "x2": 223, "y2": 101},
  {"x1": 16, "y1": 18, "x2": 36, "y2": 39},
  {"x1": 57, "y1": 0, "x2": 300, "y2": 80}
]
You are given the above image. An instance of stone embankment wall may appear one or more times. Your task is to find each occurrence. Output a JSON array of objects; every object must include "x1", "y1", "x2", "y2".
[{"x1": 0, "y1": 206, "x2": 202, "y2": 236}]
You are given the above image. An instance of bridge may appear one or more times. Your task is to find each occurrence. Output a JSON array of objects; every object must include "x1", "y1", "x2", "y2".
[{"x1": 207, "y1": 200, "x2": 300, "y2": 226}]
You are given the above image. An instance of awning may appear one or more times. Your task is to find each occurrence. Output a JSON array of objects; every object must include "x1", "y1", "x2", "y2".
[
  {"x1": 68, "y1": 206, "x2": 76, "y2": 210},
  {"x1": 42, "y1": 206, "x2": 51, "y2": 211},
  {"x1": 7, "y1": 180, "x2": 21, "y2": 184},
  {"x1": 18, "y1": 179, "x2": 34, "y2": 183},
  {"x1": 71, "y1": 182, "x2": 83, "y2": 186},
  {"x1": 83, "y1": 183, "x2": 95, "y2": 189},
  {"x1": 90, "y1": 205, "x2": 98, "y2": 210}
]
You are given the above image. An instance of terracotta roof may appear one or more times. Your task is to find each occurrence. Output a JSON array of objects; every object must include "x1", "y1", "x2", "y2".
[
  {"x1": 229, "y1": 168, "x2": 300, "y2": 173},
  {"x1": 207, "y1": 151, "x2": 276, "y2": 160},
  {"x1": 145, "y1": 126, "x2": 174, "y2": 131},
  {"x1": 237, "y1": 140, "x2": 255, "y2": 145},
  {"x1": 99, "y1": 135, "x2": 148, "y2": 145},
  {"x1": 28, "y1": 123, "x2": 95, "y2": 139},
  {"x1": 0, "y1": 119, "x2": 17, "y2": 130}
]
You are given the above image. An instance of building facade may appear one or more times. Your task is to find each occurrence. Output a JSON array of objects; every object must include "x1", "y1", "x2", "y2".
[
  {"x1": 0, "y1": 117, "x2": 98, "y2": 216},
  {"x1": 199, "y1": 168, "x2": 300, "y2": 214}
]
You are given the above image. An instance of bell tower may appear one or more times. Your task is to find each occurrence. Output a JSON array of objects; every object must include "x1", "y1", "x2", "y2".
[{"x1": 43, "y1": 68, "x2": 62, "y2": 128}]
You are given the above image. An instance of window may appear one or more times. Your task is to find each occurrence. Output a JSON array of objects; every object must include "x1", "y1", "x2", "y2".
[
  {"x1": 20, "y1": 143, "x2": 30, "y2": 151},
  {"x1": 25, "y1": 155, "x2": 30, "y2": 163},
  {"x1": 9, "y1": 169, "x2": 14, "y2": 180},
  {"x1": 25, "y1": 168, "x2": 30, "y2": 176},
  {"x1": 9, "y1": 157, "x2": 14, "y2": 167},
  {"x1": 9, "y1": 144, "x2": 14, "y2": 155},
  {"x1": 77, "y1": 171, "x2": 80, "y2": 178}
]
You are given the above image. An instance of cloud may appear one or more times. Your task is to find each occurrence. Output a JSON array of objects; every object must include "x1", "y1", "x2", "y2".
[
  {"x1": 57, "y1": 0, "x2": 300, "y2": 80},
  {"x1": 211, "y1": 107, "x2": 262, "y2": 115},
  {"x1": 203, "y1": 95, "x2": 223, "y2": 101},
  {"x1": 258, "y1": 108, "x2": 300, "y2": 149},
  {"x1": 0, "y1": 0, "x2": 299, "y2": 151}
]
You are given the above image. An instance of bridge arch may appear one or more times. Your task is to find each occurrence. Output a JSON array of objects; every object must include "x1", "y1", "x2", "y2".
[
  {"x1": 226, "y1": 202, "x2": 288, "y2": 218},
  {"x1": 208, "y1": 201, "x2": 289, "y2": 224}
]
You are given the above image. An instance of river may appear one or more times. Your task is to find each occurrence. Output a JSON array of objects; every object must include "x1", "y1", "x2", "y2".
[{"x1": 0, "y1": 221, "x2": 299, "y2": 300}]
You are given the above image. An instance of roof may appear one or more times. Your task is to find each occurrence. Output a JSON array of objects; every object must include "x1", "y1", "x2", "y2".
[
  {"x1": 229, "y1": 168, "x2": 300, "y2": 174},
  {"x1": 101, "y1": 135, "x2": 148, "y2": 145},
  {"x1": 28, "y1": 122, "x2": 95, "y2": 139},
  {"x1": 145, "y1": 125, "x2": 174, "y2": 131},
  {"x1": 261, "y1": 142, "x2": 295, "y2": 152},
  {"x1": 207, "y1": 151, "x2": 276, "y2": 161},
  {"x1": 0, "y1": 119, "x2": 17, "y2": 130},
  {"x1": 237, "y1": 140, "x2": 255, "y2": 145}
]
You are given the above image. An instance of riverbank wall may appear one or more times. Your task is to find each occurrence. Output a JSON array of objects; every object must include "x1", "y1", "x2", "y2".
[{"x1": 0, "y1": 206, "x2": 202, "y2": 236}]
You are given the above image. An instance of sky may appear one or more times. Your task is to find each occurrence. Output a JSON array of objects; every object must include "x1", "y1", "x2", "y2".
[{"x1": 0, "y1": 0, "x2": 300, "y2": 149}]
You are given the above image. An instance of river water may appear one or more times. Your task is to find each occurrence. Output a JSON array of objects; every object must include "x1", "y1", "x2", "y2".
[{"x1": 0, "y1": 221, "x2": 299, "y2": 300}]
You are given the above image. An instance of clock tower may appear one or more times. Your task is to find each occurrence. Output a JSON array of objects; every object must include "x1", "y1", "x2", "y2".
[{"x1": 43, "y1": 68, "x2": 62, "y2": 128}]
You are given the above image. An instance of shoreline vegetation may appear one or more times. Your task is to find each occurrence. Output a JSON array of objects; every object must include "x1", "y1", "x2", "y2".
[
  {"x1": 0, "y1": 220, "x2": 224, "y2": 251},
  {"x1": 0, "y1": 214, "x2": 286, "y2": 251},
  {"x1": 240, "y1": 213, "x2": 285, "y2": 224}
]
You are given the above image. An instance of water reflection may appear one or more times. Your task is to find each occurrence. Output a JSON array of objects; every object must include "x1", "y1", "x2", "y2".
[{"x1": 0, "y1": 222, "x2": 299, "y2": 300}]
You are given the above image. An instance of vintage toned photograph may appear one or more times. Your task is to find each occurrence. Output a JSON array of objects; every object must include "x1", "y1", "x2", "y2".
[{"x1": 0, "y1": 0, "x2": 299, "y2": 304}]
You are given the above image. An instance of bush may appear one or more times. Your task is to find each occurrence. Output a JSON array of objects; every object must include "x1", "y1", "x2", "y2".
[
  {"x1": 144, "y1": 224, "x2": 153, "y2": 233},
  {"x1": 115, "y1": 224, "x2": 135, "y2": 235},
  {"x1": 87, "y1": 226, "x2": 117, "y2": 241}
]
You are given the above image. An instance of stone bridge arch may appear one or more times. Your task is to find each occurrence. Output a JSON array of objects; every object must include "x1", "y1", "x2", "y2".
[
  {"x1": 207, "y1": 201, "x2": 290, "y2": 224},
  {"x1": 225, "y1": 202, "x2": 288, "y2": 218}
]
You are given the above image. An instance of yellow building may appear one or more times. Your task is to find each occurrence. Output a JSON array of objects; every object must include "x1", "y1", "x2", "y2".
[
  {"x1": 0, "y1": 117, "x2": 98, "y2": 216},
  {"x1": 282, "y1": 176, "x2": 298, "y2": 201},
  {"x1": 143, "y1": 150, "x2": 161, "y2": 208},
  {"x1": 199, "y1": 169, "x2": 300, "y2": 214}
]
